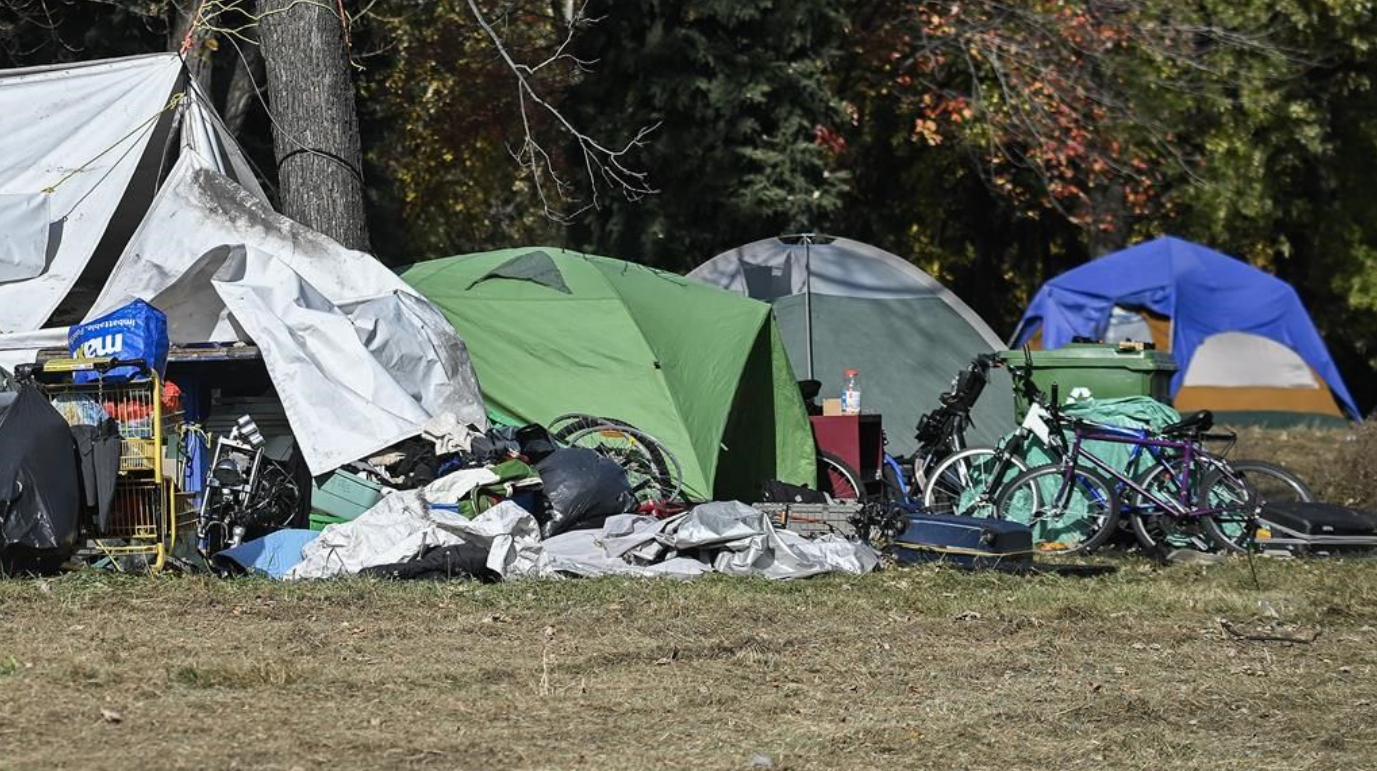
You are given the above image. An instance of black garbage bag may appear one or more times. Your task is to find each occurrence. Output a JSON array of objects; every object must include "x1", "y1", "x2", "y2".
[
  {"x1": 515, "y1": 423, "x2": 558, "y2": 464},
  {"x1": 361, "y1": 542, "x2": 500, "y2": 582},
  {"x1": 536, "y1": 448, "x2": 637, "y2": 537},
  {"x1": 469, "y1": 426, "x2": 522, "y2": 465},
  {"x1": 0, "y1": 386, "x2": 81, "y2": 567}
]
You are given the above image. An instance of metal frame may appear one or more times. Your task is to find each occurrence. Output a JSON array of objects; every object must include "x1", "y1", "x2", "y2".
[
  {"x1": 1049, "y1": 423, "x2": 1250, "y2": 525},
  {"x1": 33, "y1": 357, "x2": 181, "y2": 572}
]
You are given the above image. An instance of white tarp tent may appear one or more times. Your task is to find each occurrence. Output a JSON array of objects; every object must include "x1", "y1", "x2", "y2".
[
  {"x1": 0, "y1": 53, "x2": 488, "y2": 473},
  {"x1": 0, "y1": 53, "x2": 264, "y2": 332},
  {"x1": 88, "y1": 157, "x2": 405, "y2": 325},
  {"x1": 0, "y1": 193, "x2": 50, "y2": 282}
]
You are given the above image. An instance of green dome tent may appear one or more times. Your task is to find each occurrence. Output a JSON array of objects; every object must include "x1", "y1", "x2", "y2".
[
  {"x1": 691, "y1": 236, "x2": 1016, "y2": 455},
  {"x1": 402, "y1": 248, "x2": 817, "y2": 500}
]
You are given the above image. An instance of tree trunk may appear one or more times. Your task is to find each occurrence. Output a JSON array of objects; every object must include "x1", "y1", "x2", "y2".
[
  {"x1": 1085, "y1": 181, "x2": 1130, "y2": 257},
  {"x1": 222, "y1": 41, "x2": 262, "y2": 139},
  {"x1": 256, "y1": 0, "x2": 370, "y2": 251}
]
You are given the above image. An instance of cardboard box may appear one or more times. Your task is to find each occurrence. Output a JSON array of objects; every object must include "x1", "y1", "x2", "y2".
[{"x1": 822, "y1": 398, "x2": 843, "y2": 416}]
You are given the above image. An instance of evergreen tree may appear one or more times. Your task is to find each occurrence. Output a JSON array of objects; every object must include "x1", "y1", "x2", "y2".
[{"x1": 565, "y1": 0, "x2": 848, "y2": 269}]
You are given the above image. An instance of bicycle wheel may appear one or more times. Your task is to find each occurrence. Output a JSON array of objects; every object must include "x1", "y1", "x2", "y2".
[
  {"x1": 1127, "y1": 462, "x2": 1220, "y2": 553},
  {"x1": 548, "y1": 413, "x2": 609, "y2": 442},
  {"x1": 1200, "y1": 468, "x2": 1260, "y2": 553},
  {"x1": 922, "y1": 448, "x2": 1028, "y2": 518},
  {"x1": 994, "y1": 465, "x2": 1120, "y2": 554},
  {"x1": 565, "y1": 423, "x2": 684, "y2": 504},
  {"x1": 817, "y1": 451, "x2": 864, "y2": 502},
  {"x1": 1227, "y1": 459, "x2": 1316, "y2": 505}
]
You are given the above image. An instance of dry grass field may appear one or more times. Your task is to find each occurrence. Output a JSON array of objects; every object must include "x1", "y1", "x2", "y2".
[
  {"x1": 1, "y1": 426, "x2": 1374, "y2": 770},
  {"x1": 1231, "y1": 422, "x2": 1376, "y2": 509},
  {"x1": 1, "y1": 557, "x2": 1375, "y2": 771}
]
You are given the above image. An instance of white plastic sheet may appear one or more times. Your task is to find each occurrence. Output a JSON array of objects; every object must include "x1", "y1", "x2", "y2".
[
  {"x1": 210, "y1": 245, "x2": 457, "y2": 473},
  {"x1": 89, "y1": 158, "x2": 417, "y2": 320},
  {"x1": 83, "y1": 159, "x2": 488, "y2": 474},
  {"x1": 0, "y1": 54, "x2": 183, "y2": 331},
  {"x1": 0, "y1": 194, "x2": 49, "y2": 283},
  {"x1": 288, "y1": 473, "x2": 547, "y2": 580}
]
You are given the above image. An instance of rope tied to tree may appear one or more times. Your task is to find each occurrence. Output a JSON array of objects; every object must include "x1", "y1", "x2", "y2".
[{"x1": 180, "y1": 0, "x2": 212, "y2": 55}]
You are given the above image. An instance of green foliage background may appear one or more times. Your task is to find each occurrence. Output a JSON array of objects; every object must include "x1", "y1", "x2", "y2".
[{"x1": 3, "y1": 0, "x2": 1376, "y2": 411}]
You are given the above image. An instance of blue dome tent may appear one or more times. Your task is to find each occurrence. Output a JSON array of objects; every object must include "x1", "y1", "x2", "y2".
[{"x1": 1012, "y1": 236, "x2": 1359, "y2": 425}]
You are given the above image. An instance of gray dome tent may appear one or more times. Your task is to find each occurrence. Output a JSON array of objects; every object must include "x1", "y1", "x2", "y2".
[{"x1": 690, "y1": 235, "x2": 1015, "y2": 454}]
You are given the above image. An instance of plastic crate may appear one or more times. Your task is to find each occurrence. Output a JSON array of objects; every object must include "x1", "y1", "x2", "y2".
[
  {"x1": 309, "y1": 469, "x2": 384, "y2": 521},
  {"x1": 1000, "y1": 343, "x2": 1178, "y2": 421}
]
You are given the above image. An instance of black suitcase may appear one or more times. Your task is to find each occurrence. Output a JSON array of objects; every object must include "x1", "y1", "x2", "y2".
[
  {"x1": 889, "y1": 512, "x2": 1034, "y2": 569},
  {"x1": 1257, "y1": 502, "x2": 1377, "y2": 554}
]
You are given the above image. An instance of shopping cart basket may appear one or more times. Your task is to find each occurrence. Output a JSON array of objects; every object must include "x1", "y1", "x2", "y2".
[{"x1": 30, "y1": 357, "x2": 182, "y2": 571}]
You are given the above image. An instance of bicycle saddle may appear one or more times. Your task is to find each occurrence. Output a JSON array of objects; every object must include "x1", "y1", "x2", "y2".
[{"x1": 1160, "y1": 409, "x2": 1214, "y2": 436}]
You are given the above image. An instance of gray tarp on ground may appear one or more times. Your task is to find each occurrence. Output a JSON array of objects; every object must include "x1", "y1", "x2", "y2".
[
  {"x1": 288, "y1": 487, "x2": 879, "y2": 581},
  {"x1": 541, "y1": 502, "x2": 880, "y2": 579}
]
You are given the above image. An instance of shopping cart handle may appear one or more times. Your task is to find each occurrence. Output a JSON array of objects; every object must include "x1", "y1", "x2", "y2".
[{"x1": 37, "y1": 357, "x2": 150, "y2": 375}]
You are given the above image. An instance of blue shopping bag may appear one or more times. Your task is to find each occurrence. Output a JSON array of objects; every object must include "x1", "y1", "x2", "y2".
[{"x1": 67, "y1": 299, "x2": 169, "y2": 383}]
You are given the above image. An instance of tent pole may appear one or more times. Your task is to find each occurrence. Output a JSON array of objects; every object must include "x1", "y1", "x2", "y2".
[{"x1": 802, "y1": 233, "x2": 815, "y2": 380}]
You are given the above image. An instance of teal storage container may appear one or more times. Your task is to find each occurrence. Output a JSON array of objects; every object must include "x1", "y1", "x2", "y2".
[
  {"x1": 310, "y1": 469, "x2": 384, "y2": 521},
  {"x1": 998, "y1": 342, "x2": 1178, "y2": 421}
]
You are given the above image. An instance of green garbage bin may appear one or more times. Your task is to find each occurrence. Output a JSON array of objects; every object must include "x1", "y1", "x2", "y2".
[{"x1": 998, "y1": 343, "x2": 1178, "y2": 422}]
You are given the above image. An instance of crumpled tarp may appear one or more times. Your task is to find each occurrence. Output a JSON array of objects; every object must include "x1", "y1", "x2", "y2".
[
  {"x1": 541, "y1": 501, "x2": 880, "y2": 580},
  {"x1": 287, "y1": 482, "x2": 878, "y2": 581},
  {"x1": 287, "y1": 471, "x2": 544, "y2": 580},
  {"x1": 206, "y1": 244, "x2": 484, "y2": 473},
  {"x1": 212, "y1": 528, "x2": 319, "y2": 578},
  {"x1": 81, "y1": 159, "x2": 489, "y2": 474}
]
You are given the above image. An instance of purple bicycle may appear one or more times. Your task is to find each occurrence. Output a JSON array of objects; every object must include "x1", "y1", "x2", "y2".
[{"x1": 992, "y1": 406, "x2": 1260, "y2": 555}]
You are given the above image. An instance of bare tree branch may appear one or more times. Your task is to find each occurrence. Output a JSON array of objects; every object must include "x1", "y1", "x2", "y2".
[{"x1": 466, "y1": 0, "x2": 657, "y2": 221}]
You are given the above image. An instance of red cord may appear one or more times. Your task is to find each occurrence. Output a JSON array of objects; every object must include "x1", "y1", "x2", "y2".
[{"x1": 179, "y1": 0, "x2": 209, "y2": 56}]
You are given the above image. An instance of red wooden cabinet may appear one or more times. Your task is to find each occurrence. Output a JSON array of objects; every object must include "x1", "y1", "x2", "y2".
[{"x1": 809, "y1": 414, "x2": 883, "y2": 487}]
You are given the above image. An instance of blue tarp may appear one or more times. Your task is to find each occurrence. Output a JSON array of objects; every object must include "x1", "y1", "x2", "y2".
[
  {"x1": 212, "y1": 529, "x2": 318, "y2": 578},
  {"x1": 1011, "y1": 236, "x2": 1359, "y2": 420}
]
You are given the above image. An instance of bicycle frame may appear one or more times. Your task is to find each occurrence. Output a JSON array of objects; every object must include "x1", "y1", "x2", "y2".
[
  {"x1": 882, "y1": 452, "x2": 916, "y2": 507},
  {"x1": 1055, "y1": 424, "x2": 1242, "y2": 521}
]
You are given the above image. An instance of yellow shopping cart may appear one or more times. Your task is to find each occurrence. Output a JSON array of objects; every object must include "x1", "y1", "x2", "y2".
[{"x1": 31, "y1": 357, "x2": 183, "y2": 572}]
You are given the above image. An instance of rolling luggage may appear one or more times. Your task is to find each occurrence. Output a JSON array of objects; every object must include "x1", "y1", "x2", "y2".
[
  {"x1": 1257, "y1": 501, "x2": 1377, "y2": 555},
  {"x1": 890, "y1": 512, "x2": 1034, "y2": 569}
]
